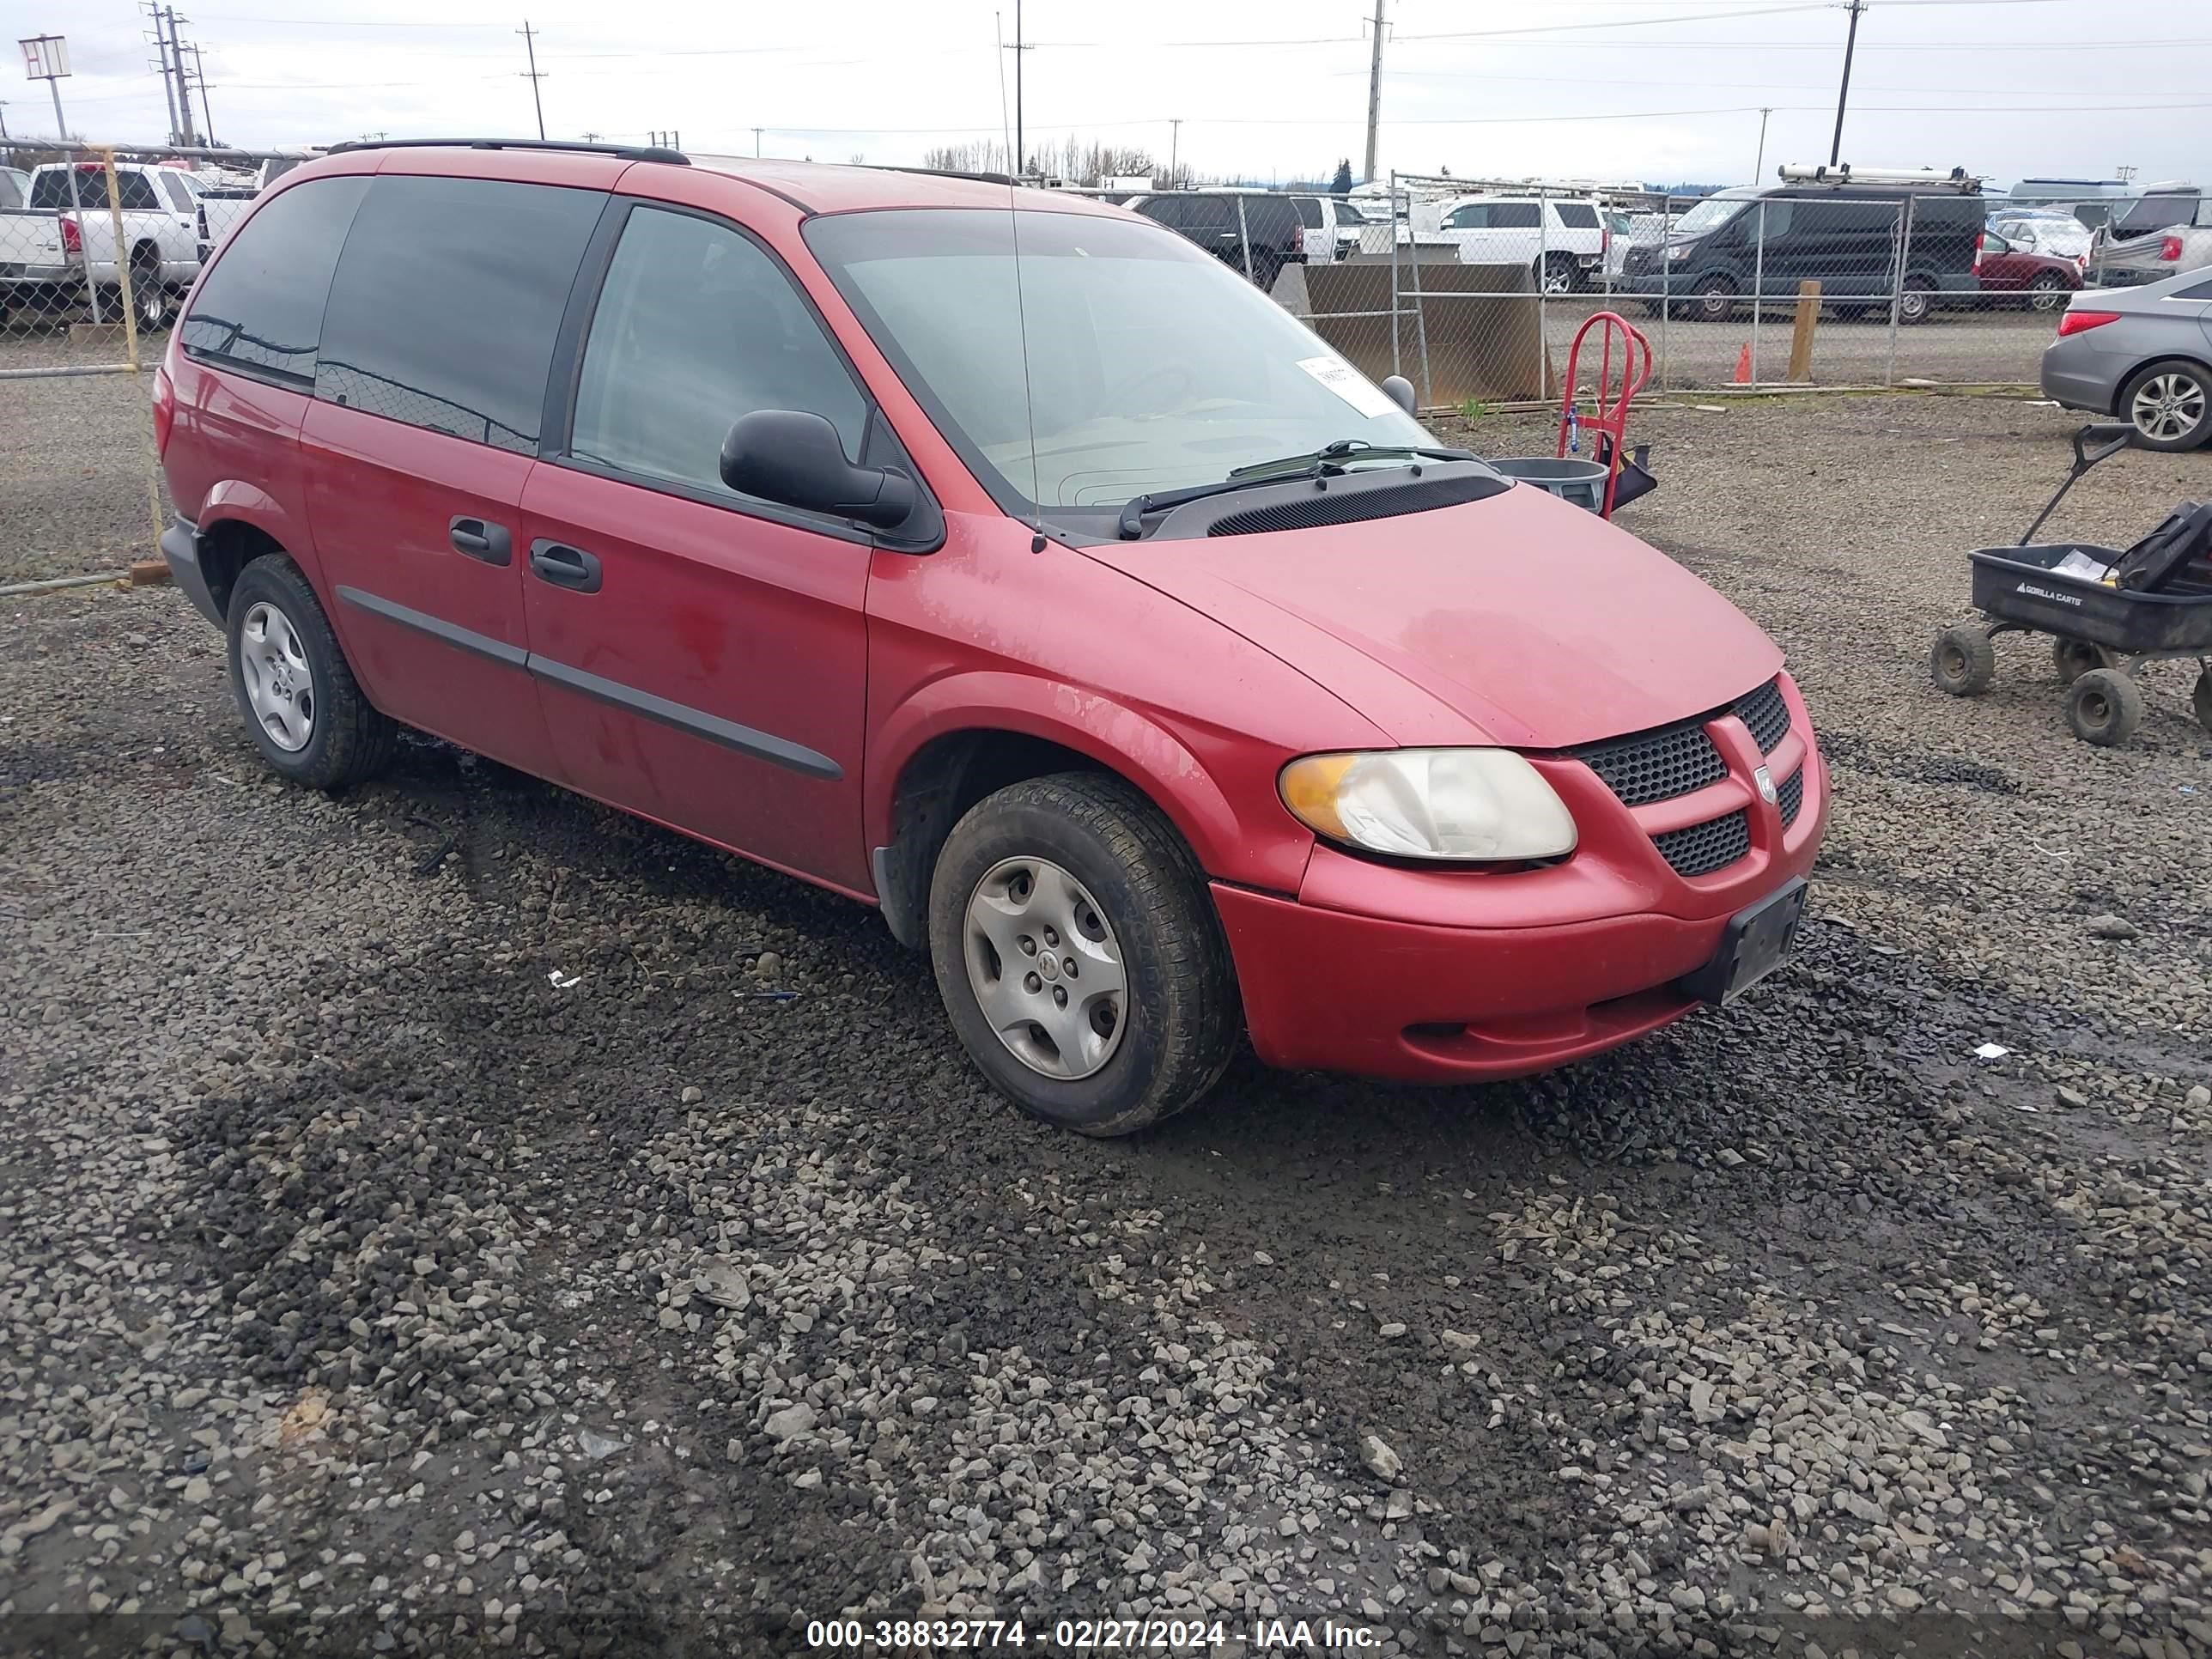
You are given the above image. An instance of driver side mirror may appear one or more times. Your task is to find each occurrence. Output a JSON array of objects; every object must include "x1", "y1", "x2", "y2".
[
  {"x1": 1381, "y1": 374, "x2": 1418, "y2": 416},
  {"x1": 719, "y1": 410, "x2": 918, "y2": 531}
]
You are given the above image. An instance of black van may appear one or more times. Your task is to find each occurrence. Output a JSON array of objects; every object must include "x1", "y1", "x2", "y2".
[
  {"x1": 1621, "y1": 179, "x2": 1984, "y2": 323},
  {"x1": 1128, "y1": 191, "x2": 1315, "y2": 289}
]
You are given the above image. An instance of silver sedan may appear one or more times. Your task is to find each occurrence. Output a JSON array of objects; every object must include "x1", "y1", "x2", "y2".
[{"x1": 2041, "y1": 264, "x2": 2212, "y2": 451}]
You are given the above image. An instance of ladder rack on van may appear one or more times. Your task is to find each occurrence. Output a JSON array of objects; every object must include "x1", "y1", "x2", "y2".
[{"x1": 1775, "y1": 163, "x2": 1981, "y2": 191}]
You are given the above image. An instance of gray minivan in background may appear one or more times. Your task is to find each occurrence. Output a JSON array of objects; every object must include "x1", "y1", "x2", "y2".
[{"x1": 1621, "y1": 173, "x2": 1985, "y2": 324}]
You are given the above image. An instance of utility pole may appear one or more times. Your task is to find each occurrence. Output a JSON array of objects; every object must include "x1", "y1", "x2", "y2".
[
  {"x1": 1828, "y1": 0, "x2": 1864, "y2": 167},
  {"x1": 1012, "y1": 0, "x2": 1026, "y2": 178},
  {"x1": 145, "y1": 3, "x2": 181, "y2": 147},
  {"x1": 1168, "y1": 118, "x2": 1180, "y2": 187},
  {"x1": 752, "y1": 126, "x2": 763, "y2": 157},
  {"x1": 1753, "y1": 106, "x2": 1771, "y2": 185},
  {"x1": 188, "y1": 42, "x2": 214, "y2": 146},
  {"x1": 165, "y1": 8, "x2": 198, "y2": 146},
  {"x1": 519, "y1": 20, "x2": 547, "y2": 141},
  {"x1": 1363, "y1": 0, "x2": 1385, "y2": 183}
]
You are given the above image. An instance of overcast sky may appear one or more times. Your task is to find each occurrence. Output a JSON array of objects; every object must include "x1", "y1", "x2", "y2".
[{"x1": 5, "y1": 0, "x2": 2207, "y2": 189}]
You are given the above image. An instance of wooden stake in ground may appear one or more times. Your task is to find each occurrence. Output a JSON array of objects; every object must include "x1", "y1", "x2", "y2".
[{"x1": 1788, "y1": 281, "x2": 1822, "y2": 382}]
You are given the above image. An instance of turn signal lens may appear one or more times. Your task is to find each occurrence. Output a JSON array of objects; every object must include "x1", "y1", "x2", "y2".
[
  {"x1": 1279, "y1": 749, "x2": 1577, "y2": 863},
  {"x1": 2056, "y1": 310, "x2": 2121, "y2": 337}
]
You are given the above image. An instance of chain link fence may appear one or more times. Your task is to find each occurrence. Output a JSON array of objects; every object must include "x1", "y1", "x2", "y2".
[{"x1": 1079, "y1": 174, "x2": 2208, "y2": 410}]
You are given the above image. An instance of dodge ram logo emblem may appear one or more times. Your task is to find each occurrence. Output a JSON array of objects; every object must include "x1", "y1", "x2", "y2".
[{"x1": 1753, "y1": 764, "x2": 1778, "y2": 805}]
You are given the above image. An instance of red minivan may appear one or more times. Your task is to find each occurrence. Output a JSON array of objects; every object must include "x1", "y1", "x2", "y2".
[{"x1": 156, "y1": 140, "x2": 1826, "y2": 1136}]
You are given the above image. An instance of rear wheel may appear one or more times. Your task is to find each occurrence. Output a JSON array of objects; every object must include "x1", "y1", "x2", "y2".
[
  {"x1": 2118, "y1": 358, "x2": 2212, "y2": 452},
  {"x1": 2063, "y1": 667, "x2": 2143, "y2": 747},
  {"x1": 2193, "y1": 669, "x2": 2212, "y2": 734},
  {"x1": 927, "y1": 773, "x2": 1239, "y2": 1137},
  {"x1": 1536, "y1": 254, "x2": 1577, "y2": 296},
  {"x1": 226, "y1": 556, "x2": 397, "y2": 790},
  {"x1": 2026, "y1": 271, "x2": 2069, "y2": 313},
  {"x1": 1931, "y1": 625, "x2": 1996, "y2": 696},
  {"x1": 129, "y1": 247, "x2": 170, "y2": 332},
  {"x1": 1898, "y1": 275, "x2": 1937, "y2": 325},
  {"x1": 2051, "y1": 636, "x2": 2109, "y2": 684}
]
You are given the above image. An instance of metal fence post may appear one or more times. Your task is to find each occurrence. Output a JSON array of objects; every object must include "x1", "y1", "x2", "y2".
[
  {"x1": 1750, "y1": 200, "x2": 1766, "y2": 387},
  {"x1": 1389, "y1": 173, "x2": 1403, "y2": 380},
  {"x1": 1884, "y1": 194, "x2": 1915, "y2": 386},
  {"x1": 1659, "y1": 196, "x2": 1674, "y2": 392},
  {"x1": 1537, "y1": 186, "x2": 1550, "y2": 399},
  {"x1": 98, "y1": 149, "x2": 142, "y2": 370},
  {"x1": 1235, "y1": 192, "x2": 1255, "y2": 283}
]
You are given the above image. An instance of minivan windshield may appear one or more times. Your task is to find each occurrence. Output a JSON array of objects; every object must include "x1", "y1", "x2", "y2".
[
  {"x1": 805, "y1": 207, "x2": 1433, "y2": 534},
  {"x1": 1670, "y1": 192, "x2": 1753, "y2": 240}
]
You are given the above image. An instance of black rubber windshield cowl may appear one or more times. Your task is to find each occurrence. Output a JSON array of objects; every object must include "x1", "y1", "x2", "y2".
[{"x1": 1202, "y1": 471, "x2": 1510, "y2": 538}]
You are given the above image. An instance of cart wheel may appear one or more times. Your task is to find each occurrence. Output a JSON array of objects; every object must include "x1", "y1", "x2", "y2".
[
  {"x1": 2063, "y1": 668, "x2": 2144, "y2": 747},
  {"x1": 2051, "y1": 636, "x2": 2109, "y2": 684},
  {"x1": 2193, "y1": 669, "x2": 2212, "y2": 734},
  {"x1": 1931, "y1": 626, "x2": 1996, "y2": 696}
]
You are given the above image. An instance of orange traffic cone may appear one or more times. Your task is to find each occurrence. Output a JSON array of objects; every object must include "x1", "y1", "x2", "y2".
[{"x1": 1732, "y1": 342, "x2": 1753, "y2": 384}]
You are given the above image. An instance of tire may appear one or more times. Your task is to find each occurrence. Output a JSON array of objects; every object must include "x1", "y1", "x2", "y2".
[
  {"x1": 1930, "y1": 625, "x2": 1996, "y2": 696},
  {"x1": 2027, "y1": 272, "x2": 2068, "y2": 313},
  {"x1": 1898, "y1": 276, "x2": 1937, "y2": 325},
  {"x1": 2063, "y1": 667, "x2": 2143, "y2": 747},
  {"x1": 226, "y1": 556, "x2": 398, "y2": 790},
  {"x1": 2194, "y1": 669, "x2": 2212, "y2": 735},
  {"x1": 1696, "y1": 276, "x2": 1736, "y2": 323},
  {"x1": 2051, "y1": 636, "x2": 2109, "y2": 684},
  {"x1": 1536, "y1": 254, "x2": 1576, "y2": 296},
  {"x1": 2118, "y1": 358, "x2": 2212, "y2": 452},
  {"x1": 927, "y1": 772, "x2": 1239, "y2": 1137},
  {"x1": 129, "y1": 250, "x2": 170, "y2": 332}
]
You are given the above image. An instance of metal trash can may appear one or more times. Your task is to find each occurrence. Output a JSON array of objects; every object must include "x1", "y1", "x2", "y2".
[{"x1": 1488, "y1": 456, "x2": 1609, "y2": 514}]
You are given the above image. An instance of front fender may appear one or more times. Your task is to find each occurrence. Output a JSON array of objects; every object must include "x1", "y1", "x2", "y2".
[{"x1": 868, "y1": 669, "x2": 1309, "y2": 897}]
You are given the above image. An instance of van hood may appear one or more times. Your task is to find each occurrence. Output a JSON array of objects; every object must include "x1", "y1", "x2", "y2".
[{"x1": 1080, "y1": 480, "x2": 1782, "y2": 749}]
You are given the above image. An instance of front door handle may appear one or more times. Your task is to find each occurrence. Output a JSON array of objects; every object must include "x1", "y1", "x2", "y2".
[
  {"x1": 448, "y1": 516, "x2": 512, "y2": 566},
  {"x1": 529, "y1": 538, "x2": 602, "y2": 593}
]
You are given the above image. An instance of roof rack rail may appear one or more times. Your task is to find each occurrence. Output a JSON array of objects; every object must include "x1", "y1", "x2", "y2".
[
  {"x1": 862, "y1": 164, "x2": 1018, "y2": 187},
  {"x1": 1775, "y1": 162, "x2": 1980, "y2": 191},
  {"x1": 325, "y1": 137, "x2": 689, "y2": 165}
]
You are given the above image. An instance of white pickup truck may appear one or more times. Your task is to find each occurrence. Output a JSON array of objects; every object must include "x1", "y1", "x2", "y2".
[
  {"x1": 2094, "y1": 208, "x2": 2212, "y2": 286},
  {"x1": 26, "y1": 161, "x2": 220, "y2": 330},
  {"x1": 0, "y1": 167, "x2": 83, "y2": 329}
]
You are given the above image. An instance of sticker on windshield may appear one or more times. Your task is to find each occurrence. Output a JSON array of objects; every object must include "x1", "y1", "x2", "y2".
[{"x1": 1296, "y1": 356, "x2": 1398, "y2": 419}]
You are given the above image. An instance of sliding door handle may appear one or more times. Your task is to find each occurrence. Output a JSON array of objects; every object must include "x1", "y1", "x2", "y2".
[
  {"x1": 448, "y1": 516, "x2": 512, "y2": 566},
  {"x1": 529, "y1": 538, "x2": 602, "y2": 594}
]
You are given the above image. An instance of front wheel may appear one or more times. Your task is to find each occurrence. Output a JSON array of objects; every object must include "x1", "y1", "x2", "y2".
[
  {"x1": 927, "y1": 773, "x2": 1239, "y2": 1137},
  {"x1": 1931, "y1": 625, "x2": 1996, "y2": 696},
  {"x1": 1696, "y1": 276, "x2": 1736, "y2": 323},
  {"x1": 2063, "y1": 667, "x2": 2143, "y2": 747},
  {"x1": 2193, "y1": 669, "x2": 2212, "y2": 734}
]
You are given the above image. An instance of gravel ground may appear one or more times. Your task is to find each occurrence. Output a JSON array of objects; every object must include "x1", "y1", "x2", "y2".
[{"x1": 2, "y1": 380, "x2": 2209, "y2": 1659}]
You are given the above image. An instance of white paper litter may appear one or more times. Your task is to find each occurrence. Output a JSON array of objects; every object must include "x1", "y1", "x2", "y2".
[
  {"x1": 1972, "y1": 1042, "x2": 2010, "y2": 1060},
  {"x1": 548, "y1": 969, "x2": 586, "y2": 989}
]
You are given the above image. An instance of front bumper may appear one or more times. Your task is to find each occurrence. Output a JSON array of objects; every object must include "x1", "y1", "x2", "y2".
[
  {"x1": 161, "y1": 515, "x2": 224, "y2": 626},
  {"x1": 1215, "y1": 677, "x2": 1829, "y2": 1084}
]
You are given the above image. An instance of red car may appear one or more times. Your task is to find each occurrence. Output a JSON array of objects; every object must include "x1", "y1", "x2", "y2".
[
  {"x1": 155, "y1": 140, "x2": 1826, "y2": 1135},
  {"x1": 1974, "y1": 227, "x2": 2087, "y2": 310}
]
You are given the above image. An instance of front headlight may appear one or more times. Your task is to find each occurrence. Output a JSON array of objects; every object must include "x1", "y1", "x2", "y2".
[
  {"x1": 1279, "y1": 749, "x2": 1577, "y2": 863},
  {"x1": 1666, "y1": 244, "x2": 1692, "y2": 261}
]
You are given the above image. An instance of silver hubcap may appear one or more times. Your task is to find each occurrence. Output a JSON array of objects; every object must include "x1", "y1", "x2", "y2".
[
  {"x1": 240, "y1": 600, "x2": 315, "y2": 752},
  {"x1": 962, "y1": 855, "x2": 1127, "y2": 1080},
  {"x1": 2132, "y1": 374, "x2": 2206, "y2": 443}
]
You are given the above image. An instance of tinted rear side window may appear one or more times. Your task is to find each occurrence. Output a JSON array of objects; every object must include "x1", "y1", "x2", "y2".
[
  {"x1": 1554, "y1": 204, "x2": 1599, "y2": 229},
  {"x1": 315, "y1": 175, "x2": 603, "y2": 454},
  {"x1": 179, "y1": 175, "x2": 370, "y2": 385},
  {"x1": 0, "y1": 174, "x2": 21, "y2": 210},
  {"x1": 1490, "y1": 203, "x2": 1540, "y2": 229},
  {"x1": 1292, "y1": 198, "x2": 1324, "y2": 228}
]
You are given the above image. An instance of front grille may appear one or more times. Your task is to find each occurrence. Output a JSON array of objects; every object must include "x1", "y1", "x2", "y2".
[
  {"x1": 1733, "y1": 678, "x2": 1790, "y2": 753},
  {"x1": 1570, "y1": 720, "x2": 1726, "y2": 808},
  {"x1": 1777, "y1": 766, "x2": 1804, "y2": 829},
  {"x1": 1653, "y1": 811, "x2": 1750, "y2": 878},
  {"x1": 1206, "y1": 473, "x2": 1505, "y2": 536}
]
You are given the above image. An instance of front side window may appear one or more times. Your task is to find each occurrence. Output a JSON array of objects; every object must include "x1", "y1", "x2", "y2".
[
  {"x1": 313, "y1": 175, "x2": 603, "y2": 453},
  {"x1": 805, "y1": 208, "x2": 1433, "y2": 535},
  {"x1": 1672, "y1": 194, "x2": 1749, "y2": 239},
  {"x1": 1444, "y1": 204, "x2": 1488, "y2": 230},
  {"x1": 570, "y1": 204, "x2": 869, "y2": 497},
  {"x1": 179, "y1": 174, "x2": 370, "y2": 385}
]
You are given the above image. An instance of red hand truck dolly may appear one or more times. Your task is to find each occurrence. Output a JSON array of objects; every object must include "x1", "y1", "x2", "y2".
[{"x1": 1555, "y1": 310, "x2": 1656, "y2": 520}]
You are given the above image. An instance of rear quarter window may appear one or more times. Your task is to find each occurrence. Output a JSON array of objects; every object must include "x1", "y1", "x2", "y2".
[
  {"x1": 179, "y1": 175, "x2": 371, "y2": 385},
  {"x1": 313, "y1": 175, "x2": 604, "y2": 453},
  {"x1": 1553, "y1": 204, "x2": 1599, "y2": 229}
]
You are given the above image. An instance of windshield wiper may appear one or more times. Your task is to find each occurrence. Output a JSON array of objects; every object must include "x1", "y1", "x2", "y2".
[{"x1": 1116, "y1": 441, "x2": 1477, "y2": 540}]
